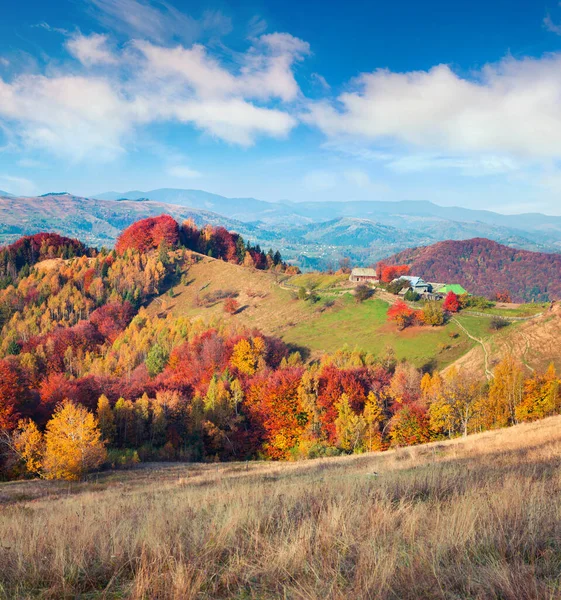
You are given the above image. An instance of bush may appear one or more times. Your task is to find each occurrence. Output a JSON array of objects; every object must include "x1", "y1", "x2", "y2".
[
  {"x1": 354, "y1": 284, "x2": 374, "y2": 303},
  {"x1": 404, "y1": 289, "x2": 421, "y2": 302},
  {"x1": 224, "y1": 298, "x2": 240, "y2": 314},
  {"x1": 489, "y1": 316, "x2": 510, "y2": 330},
  {"x1": 461, "y1": 295, "x2": 495, "y2": 310},
  {"x1": 106, "y1": 448, "x2": 141, "y2": 469},
  {"x1": 386, "y1": 280, "x2": 410, "y2": 295},
  {"x1": 422, "y1": 302, "x2": 445, "y2": 326},
  {"x1": 200, "y1": 289, "x2": 238, "y2": 306}
]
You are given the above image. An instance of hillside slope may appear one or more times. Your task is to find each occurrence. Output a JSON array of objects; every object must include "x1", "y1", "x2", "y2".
[
  {"x1": 3, "y1": 415, "x2": 561, "y2": 598},
  {"x1": 446, "y1": 303, "x2": 561, "y2": 377},
  {"x1": 385, "y1": 237, "x2": 561, "y2": 302},
  {"x1": 145, "y1": 252, "x2": 486, "y2": 368}
]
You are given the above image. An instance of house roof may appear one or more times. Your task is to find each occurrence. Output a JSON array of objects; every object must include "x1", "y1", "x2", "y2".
[
  {"x1": 398, "y1": 275, "x2": 428, "y2": 287},
  {"x1": 351, "y1": 268, "x2": 378, "y2": 277},
  {"x1": 436, "y1": 284, "x2": 468, "y2": 295}
]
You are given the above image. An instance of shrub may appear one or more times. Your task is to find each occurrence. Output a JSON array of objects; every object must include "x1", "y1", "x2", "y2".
[
  {"x1": 354, "y1": 284, "x2": 374, "y2": 303},
  {"x1": 224, "y1": 298, "x2": 240, "y2": 315},
  {"x1": 422, "y1": 302, "x2": 445, "y2": 326},
  {"x1": 404, "y1": 288, "x2": 421, "y2": 302},
  {"x1": 386, "y1": 280, "x2": 410, "y2": 295},
  {"x1": 489, "y1": 316, "x2": 510, "y2": 331},
  {"x1": 388, "y1": 301, "x2": 417, "y2": 330}
]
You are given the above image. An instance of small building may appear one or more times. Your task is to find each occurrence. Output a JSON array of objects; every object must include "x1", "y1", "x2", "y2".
[
  {"x1": 397, "y1": 275, "x2": 432, "y2": 294},
  {"x1": 436, "y1": 284, "x2": 468, "y2": 296},
  {"x1": 349, "y1": 268, "x2": 378, "y2": 283}
]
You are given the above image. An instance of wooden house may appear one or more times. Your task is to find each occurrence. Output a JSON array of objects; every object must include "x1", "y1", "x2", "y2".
[{"x1": 349, "y1": 268, "x2": 378, "y2": 283}]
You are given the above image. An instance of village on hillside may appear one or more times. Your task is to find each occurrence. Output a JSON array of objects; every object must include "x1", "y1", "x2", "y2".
[{"x1": 349, "y1": 267, "x2": 468, "y2": 300}]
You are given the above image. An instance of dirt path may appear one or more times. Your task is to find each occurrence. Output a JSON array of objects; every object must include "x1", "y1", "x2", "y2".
[
  {"x1": 520, "y1": 332, "x2": 536, "y2": 373},
  {"x1": 452, "y1": 317, "x2": 494, "y2": 381}
]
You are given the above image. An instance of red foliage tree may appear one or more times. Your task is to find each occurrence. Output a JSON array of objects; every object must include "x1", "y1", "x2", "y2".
[
  {"x1": 494, "y1": 289, "x2": 512, "y2": 303},
  {"x1": 245, "y1": 367, "x2": 305, "y2": 459},
  {"x1": 377, "y1": 263, "x2": 410, "y2": 283},
  {"x1": 387, "y1": 300, "x2": 416, "y2": 329},
  {"x1": 115, "y1": 215, "x2": 179, "y2": 254},
  {"x1": 90, "y1": 301, "x2": 134, "y2": 343},
  {"x1": 443, "y1": 292, "x2": 460, "y2": 313},
  {"x1": 316, "y1": 366, "x2": 374, "y2": 442},
  {"x1": 0, "y1": 360, "x2": 25, "y2": 431},
  {"x1": 224, "y1": 298, "x2": 240, "y2": 314}
]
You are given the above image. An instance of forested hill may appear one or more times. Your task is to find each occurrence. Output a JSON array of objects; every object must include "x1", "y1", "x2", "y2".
[{"x1": 384, "y1": 237, "x2": 561, "y2": 302}]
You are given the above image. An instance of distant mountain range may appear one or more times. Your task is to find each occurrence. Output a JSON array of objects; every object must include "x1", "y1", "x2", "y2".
[
  {"x1": 1, "y1": 188, "x2": 561, "y2": 270},
  {"x1": 93, "y1": 188, "x2": 561, "y2": 250},
  {"x1": 386, "y1": 238, "x2": 561, "y2": 302}
]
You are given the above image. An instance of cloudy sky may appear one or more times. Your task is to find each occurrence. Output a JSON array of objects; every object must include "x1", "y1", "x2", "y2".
[{"x1": 2, "y1": 0, "x2": 561, "y2": 213}]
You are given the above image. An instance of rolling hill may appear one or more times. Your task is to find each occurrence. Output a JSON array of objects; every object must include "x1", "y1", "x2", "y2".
[{"x1": 384, "y1": 237, "x2": 561, "y2": 302}]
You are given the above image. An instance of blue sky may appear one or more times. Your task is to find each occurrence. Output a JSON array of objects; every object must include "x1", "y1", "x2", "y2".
[{"x1": 2, "y1": 0, "x2": 561, "y2": 213}]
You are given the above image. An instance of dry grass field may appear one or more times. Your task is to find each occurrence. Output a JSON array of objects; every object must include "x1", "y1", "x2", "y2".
[{"x1": 2, "y1": 417, "x2": 561, "y2": 599}]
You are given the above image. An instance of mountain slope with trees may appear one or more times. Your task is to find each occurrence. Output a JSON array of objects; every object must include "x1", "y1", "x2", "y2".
[{"x1": 384, "y1": 238, "x2": 561, "y2": 302}]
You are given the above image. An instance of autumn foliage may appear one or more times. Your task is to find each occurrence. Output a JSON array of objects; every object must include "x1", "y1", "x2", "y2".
[
  {"x1": 443, "y1": 291, "x2": 460, "y2": 313},
  {"x1": 377, "y1": 262, "x2": 410, "y2": 283},
  {"x1": 1, "y1": 221, "x2": 561, "y2": 482},
  {"x1": 115, "y1": 215, "x2": 180, "y2": 255},
  {"x1": 387, "y1": 301, "x2": 422, "y2": 330},
  {"x1": 181, "y1": 220, "x2": 291, "y2": 272},
  {"x1": 384, "y1": 238, "x2": 561, "y2": 302}
]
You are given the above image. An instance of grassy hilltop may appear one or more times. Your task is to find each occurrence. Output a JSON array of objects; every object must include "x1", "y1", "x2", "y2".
[{"x1": 2, "y1": 416, "x2": 561, "y2": 598}]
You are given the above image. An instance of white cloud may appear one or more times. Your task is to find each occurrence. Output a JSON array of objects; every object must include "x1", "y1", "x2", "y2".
[
  {"x1": 247, "y1": 16, "x2": 268, "y2": 38},
  {"x1": 66, "y1": 33, "x2": 117, "y2": 66},
  {"x1": 305, "y1": 54, "x2": 561, "y2": 160},
  {"x1": 544, "y1": 10, "x2": 561, "y2": 35},
  {"x1": 311, "y1": 73, "x2": 330, "y2": 90},
  {"x1": 0, "y1": 58, "x2": 9, "y2": 67},
  {"x1": 167, "y1": 164, "x2": 201, "y2": 178},
  {"x1": 0, "y1": 28, "x2": 305, "y2": 158},
  {"x1": 0, "y1": 75, "x2": 130, "y2": 161},
  {"x1": 86, "y1": 0, "x2": 231, "y2": 44},
  {"x1": 386, "y1": 153, "x2": 519, "y2": 176},
  {"x1": 134, "y1": 32, "x2": 308, "y2": 103}
]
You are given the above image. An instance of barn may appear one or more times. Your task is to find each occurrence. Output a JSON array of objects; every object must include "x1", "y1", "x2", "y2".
[{"x1": 349, "y1": 268, "x2": 378, "y2": 283}]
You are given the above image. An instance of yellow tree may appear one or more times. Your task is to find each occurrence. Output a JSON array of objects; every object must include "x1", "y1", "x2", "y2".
[
  {"x1": 335, "y1": 393, "x2": 366, "y2": 452},
  {"x1": 230, "y1": 337, "x2": 265, "y2": 375},
  {"x1": 363, "y1": 391, "x2": 385, "y2": 451},
  {"x1": 486, "y1": 356, "x2": 524, "y2": 427},
  {"x1": 42, "y1": 400, "x2": 107, "y2": 481},
  {"x1": 13, "y1": 419, "x2": 44, "y2": 476},
  {"x1": 516, "y1": 364, "x2": 561, "y2": 422},
  {"x1": 96, "y1": 395, "x2": 116, "y2": 444}
]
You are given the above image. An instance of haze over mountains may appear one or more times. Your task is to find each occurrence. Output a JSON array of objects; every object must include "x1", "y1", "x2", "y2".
[{"x1": 2, "y1": 188, "x2": 561, "y2": 269}]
